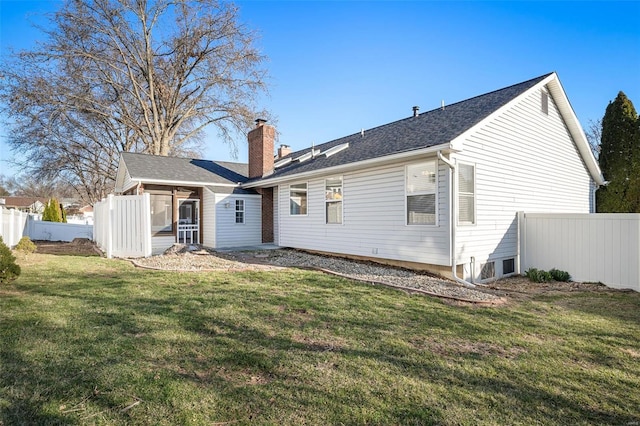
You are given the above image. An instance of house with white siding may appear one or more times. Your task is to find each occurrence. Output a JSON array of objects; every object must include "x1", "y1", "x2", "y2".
[
  {"x1": 112, "y1": 72, "x2": 604, "y2": 282},
  {"x1": 114, "y1": 154, "x2": 262, "y2": 254},
  {"x1": 244, "y1": 72, "x2": 605, "y2": 282}
]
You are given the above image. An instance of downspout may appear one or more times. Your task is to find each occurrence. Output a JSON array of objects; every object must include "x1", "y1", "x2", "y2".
[{"x1": 437, "y1": 151, "x2": 476, "y2": 288}]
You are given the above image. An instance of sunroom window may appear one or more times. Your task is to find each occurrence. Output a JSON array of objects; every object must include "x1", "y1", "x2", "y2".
[
  {"x1": 407, "y1": 161, "x2": 437, "y2": 225},
  {"x1": 150, "y1": 194, "x2": 173, "y2": 232},
  {"x1": 290, "y1": 183, "x2": 307, "y2": 215},
  {"x1": 325, "y1": 177, "x2": 343, "y2": 224}
]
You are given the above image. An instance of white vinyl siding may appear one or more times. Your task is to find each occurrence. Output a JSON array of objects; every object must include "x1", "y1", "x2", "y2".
[
  {"x1": 215, "y1": 194, "x2": 261, "y2": 248},
  {"x1": 202, "y1": 188, "x2": 216, "y2": 248},
  {"x1": 273, "y1": 186, "x2": 280, "y2": 245},
  {"x1": 121, "y1": 170, "x2": 135, "y2": 193},
  {"x1": 277, "y1": 160, "x2": 450, "y2": 266},
  {"x1": 151, "y1": 235, "x2": 176, "y2": 255},
  {"x1": 455, "y1": 85, "x2": 593, "y2": 279}
]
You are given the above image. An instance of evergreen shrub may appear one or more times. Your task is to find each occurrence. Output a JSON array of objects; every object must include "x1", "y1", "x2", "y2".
[
  {"x1": 15, "y1": 236, "x2": 37, "y2": 254},
  {"x1": 0, "y1": 236, "x2": 21, "y2": 284}
]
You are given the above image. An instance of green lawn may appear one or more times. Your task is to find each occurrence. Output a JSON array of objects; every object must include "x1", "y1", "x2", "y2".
[{"x1": 1, "y1": 253, "x2": 639, "y2": 425}]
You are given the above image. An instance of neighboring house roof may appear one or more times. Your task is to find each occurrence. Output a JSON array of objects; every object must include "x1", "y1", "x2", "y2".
[
  {"x1": 246, "y1": 72, "x2": 604, "y2": 187},
  {"x1": 116, "y1": 152, "x2": 252, "y2": 193},
  {"x1": 0, "y1": 197, "x2": 48, "y2": 210}
]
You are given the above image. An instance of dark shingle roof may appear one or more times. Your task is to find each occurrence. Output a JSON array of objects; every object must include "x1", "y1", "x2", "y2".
[
  {"x1": 255, "y1": 73, "x2": 552, "y2": 181},
  {"x1": 121, "y1": 152, "x2": 249, "y2": 185},
  {"x1": 205, "y1": 185, "x2": 258, "y2": 195}
]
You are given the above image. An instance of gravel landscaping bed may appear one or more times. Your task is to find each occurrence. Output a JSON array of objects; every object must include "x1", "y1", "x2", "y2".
[{"x1": 132, "y1": 245, "x2": 504, "y2": 304}]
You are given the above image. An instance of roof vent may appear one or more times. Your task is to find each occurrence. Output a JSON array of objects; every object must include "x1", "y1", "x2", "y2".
[
  {"x1": 441, "y1": 100, "x2": 445, "y2": 110},
  {"x1": 323, "y1": 142, "x2": 349, "y2": 158},
  {"x1": 412, "y1": 106, "x2": 419, "y2": 117},
  {"x1": 274, "y1": 157, "x2": 292, "y2": 169}
]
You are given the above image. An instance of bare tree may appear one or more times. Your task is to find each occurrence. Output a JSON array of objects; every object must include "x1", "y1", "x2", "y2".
[
  {"x1": 1, "y1": 0, "x2": 269, "y2": 203},
  {"x1": 585, "y1": 118, "x2": 602, "y2": 158}
]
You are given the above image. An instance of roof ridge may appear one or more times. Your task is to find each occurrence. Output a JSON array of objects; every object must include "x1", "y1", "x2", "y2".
[
  {"x1": 122, "y1": 151, "x2": 247, "y2": 166},
  {"x1": 283, "y1": 72, "x2": 554, "y2": 158}
]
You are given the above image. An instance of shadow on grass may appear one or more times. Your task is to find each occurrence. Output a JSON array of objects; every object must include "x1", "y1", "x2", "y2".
[{"x1": 1, "y1": 261, "x2": 639, "y2": 424}]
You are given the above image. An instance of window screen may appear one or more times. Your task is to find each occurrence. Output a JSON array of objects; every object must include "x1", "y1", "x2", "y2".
[
  {"x1": 290, "y1": 183, "x2": 307, "y2": 215},
  {"x1": 407, "y1": 161, "x2": 437, "y2": 225},
  {"x1": 458, "y1": 163, "x2": 475, "y2": 225}
]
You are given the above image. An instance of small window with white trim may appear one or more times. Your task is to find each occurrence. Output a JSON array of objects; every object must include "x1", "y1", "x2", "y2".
[
  {"x1": 290, "y1": 183, "x2": 307, "y2": 215},
  {"x1": 325, "y1": 177, "x2": 343, "y2": 224},
  {"x1": 503, "y1": 258, "x2": 515, "y2": 275},
  {"x1": 406, "y1": 161, "x2": 437, "y2": 225},
  {"x1": 458, "y1": 163, "x2": 476, "y2": 225},
  {"x1": 235, "y1": 199, "x2": 245, "y2": 224},
  {"x1": 481, "y1": 261, "x2": 495, "y2": 280}
]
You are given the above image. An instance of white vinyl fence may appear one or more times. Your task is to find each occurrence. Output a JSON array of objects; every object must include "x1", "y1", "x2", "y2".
[
  {"x1": 519, "y1": 212, "x2": 640, "y2": 291},
  {"x1": 94, "y1": 194, "x2": 152, "y2": 258},
  {"x1": 0, "y1": 208, "x2": 30, "y2": 248},
  {"x1": 1, "y1": 207, "x2": 93, "y2": 247},
  {"x1": 29, "y1": 220, "x2": 93, "y2": 242}
]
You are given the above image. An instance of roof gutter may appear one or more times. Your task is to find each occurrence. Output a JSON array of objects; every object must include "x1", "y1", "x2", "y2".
[
  {"x1": 437, "y1": 150, "x2": 476, "y2": 289},
  {"x1": 127, "y1": 178, "x2": 240, "y2": 189},
  {"x1": 244, "y1": 143, "x2": 456, "y2": 188}
]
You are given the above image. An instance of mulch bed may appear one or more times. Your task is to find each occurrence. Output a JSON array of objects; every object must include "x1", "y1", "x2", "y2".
[{"x1": 33, "y1": 239, "x2": 102, "y2": 256}]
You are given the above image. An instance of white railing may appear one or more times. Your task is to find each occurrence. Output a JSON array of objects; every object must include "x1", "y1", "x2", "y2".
[
  {"x1": 178, "y1": 224, "x2": 199, "y2": 245},
  {"x1": 519, "y1": 212, "x2": 640, "y2": 291},
  {"x1": 94, "y1": 194, "x2": 152, "y2": 258}
]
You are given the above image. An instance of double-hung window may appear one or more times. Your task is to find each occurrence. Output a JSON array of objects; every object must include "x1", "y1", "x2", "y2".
[
  {"x1": 290, "y1": 183, "x2": 307, "y2": 215},
  {"x1": 406, "y1": 161, "x2": 437, "y2": 225},
  {"x1": 458, "y1": 163, "x2": 476, "y2": 225},
  {"x1": 325, "y1": 177, "x2": 343, "y2": 224},
  {"x1": 235, "y1": 199, "x2": 245, "y2": 224}
]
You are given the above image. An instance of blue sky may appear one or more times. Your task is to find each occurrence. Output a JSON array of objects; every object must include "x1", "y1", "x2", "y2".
[{"x1": 1, "y1": 0, "x2": 639, "y2": 178}]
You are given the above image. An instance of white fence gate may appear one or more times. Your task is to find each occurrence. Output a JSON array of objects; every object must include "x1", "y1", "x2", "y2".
[
  {"x1": 519, "y1": 212, "x2": 640, "y2": 291},
  {"x1": 94, "y1": 194, "x2": 152, "y2": 258},
  {"x1": 0, "y1": 208, "x2": 30, "y2": 248}
]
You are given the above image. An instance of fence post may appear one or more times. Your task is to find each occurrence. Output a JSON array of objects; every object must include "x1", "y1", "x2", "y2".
[
  {"x1": 10, "y1": 209, "x2": 16, "y2": 248},
  {"x1": 106, "y1": 194, "x2": 114, "y2": 259},
  {"x1": 142, "y1": 193, "x2": 152, "y2": 257}
]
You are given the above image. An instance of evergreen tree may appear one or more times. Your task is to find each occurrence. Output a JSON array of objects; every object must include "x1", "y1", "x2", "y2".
[
  {"x1": 596, "y1": 92, "x2": 640, "y2": 212},
  {"x1": 42, "y1": 198, "x2": 62, "y2": 222},
  {"x1": 60, "y1": 203, "x2": 67, "y2": 223}
]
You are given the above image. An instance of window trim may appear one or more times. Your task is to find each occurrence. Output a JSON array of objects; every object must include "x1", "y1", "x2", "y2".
[
  {"x1": 405, "y1": 160, "x2": 438, "y2": 226},
  {"x1": 289, "y1": 182, "x2": 308, "y2": 216},
  {"x1": 149, "y1": 192, "x2": 174, "y2": 234},
  {"x1": 325, "y1": 176, "x2": 343, "y2": 225},
  {"x1": 235, "y1": 199, "x2": 245, "y2": 224},
  {"x1": 457, "y1": 162, "x2": 476, "y2": 226}
]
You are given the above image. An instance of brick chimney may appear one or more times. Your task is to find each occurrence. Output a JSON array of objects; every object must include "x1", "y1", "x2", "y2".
[
  {"x1": 248, "y1": 118, "x2": 276, "y2": 179},
  {"x1": 276, "y1": 144, "x2": 292, "y2": 159}
]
